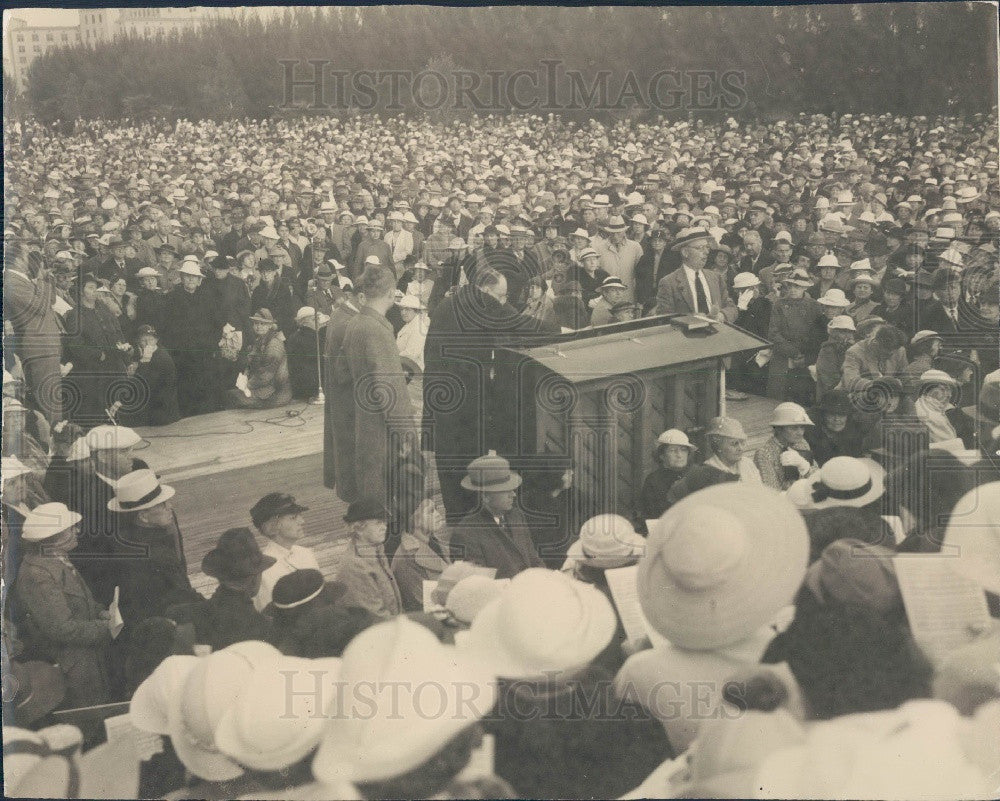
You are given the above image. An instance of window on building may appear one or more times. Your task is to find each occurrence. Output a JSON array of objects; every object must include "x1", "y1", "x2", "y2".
[
  {"x1": 17, "y1": 45, "x2": 25, "y2": 53},
  {"x1": 31, "y1": 33, "x2": 38, "y2": 41},
  {"x1": 16, "y1": 34, "x2": 23, "y2": 41},
  {"x1": 33, "y1": 45, "x2": 40, "y2": 53}
]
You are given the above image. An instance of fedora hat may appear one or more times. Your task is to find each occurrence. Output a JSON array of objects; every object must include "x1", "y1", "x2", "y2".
[
  {"x1": 459, "y1": 568, "x2": 616, "y2": 678},
  {"x1": 567, "y1": 514, "x2": 646, "y2": 569},
  {"x1": 672, "y1": 226, "x2": 715, "y2": 251},
  {"x1": 599, "y1": 275, "x2": 628, "y2": 292},
  {"x1": 641, "y1": 484, "x2": 809, "y2": 650},
  {"x1": 602, "y1": 215, "x2": 628, "y2": 232},
  {"x1": 314, "y1": 617, "x2": 496, "y2": 785},
  {"x1": 770, "y1": 402, "x2": 814, "y2": 427},
  {"x1": 107, "y1": 469, "x2": 175, "y2": 512},
  {"x1": 461, "y1": 450, "x2": 521, "y2": 492},
  {"x1": 215, "y1": 655, "x2": 342, "y2": 771},
  {"x1": 787, "y1": 456, "x2": 885, "y2": 511},
  {"x1": 201, "y1": 527, "x2": 277, "y2": 581},
  {"x1": 167, "y1": 641, "x2": 282, "y2": 781},
  {"x1": 21, "y1": 503, "x2": 82, "y2": 542},
  {"x1": 569, "y1": 228, "x2": 591, "y2": 241}
]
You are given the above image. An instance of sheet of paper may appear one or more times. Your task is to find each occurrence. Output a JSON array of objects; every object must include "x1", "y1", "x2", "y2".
[
  {"x1": 604, "y1": 565, "x2": 654, "y2": 641},
  {"x1": 104, "y1": 713, "x2": 163, "y2": 762},
  {"x1": 755, "y1": 349, "x2": 772, "y2": 368},
  {"x1": 52, "y1": 295, "x2": 73, "y2": 316},
  {"x1": 893, "y1": 555, "x2": 992, "y2": 665}
]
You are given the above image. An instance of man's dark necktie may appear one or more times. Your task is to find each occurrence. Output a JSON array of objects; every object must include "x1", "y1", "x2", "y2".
[{"x1": 694, "y1": 271, "x2": 709, "y2": 314}]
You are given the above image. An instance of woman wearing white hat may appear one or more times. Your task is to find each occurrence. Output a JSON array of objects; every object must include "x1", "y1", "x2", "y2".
[
  {"x1": 394, "y1": 292, "x2": 429, "y2": 372},
  {"x1": 11, "y1": 502, "x2": 115, "y2": 708},
  {"x1": 458, "y1": 568, "x2": 670, "y2": 799},
  {"x1": 914, "y1": 369, "x2": 961, "y2": 443},
  {"x1": 2, "y1": 455, "x2": 38, "y2": 585},
  {"x1": 638, "y1": 429, "x2": 696, "y2": 519},
  {"x1": 754, "y1": 402, "x2": 819, "y2": 491},
  {"x1": 814, "y1": 314, "x2": 857, "y2": 400}
]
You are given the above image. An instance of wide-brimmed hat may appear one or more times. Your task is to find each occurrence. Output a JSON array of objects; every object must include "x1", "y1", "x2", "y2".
[
  {"x1": 459, "y1": 568, "x2": 616, "y2": 678},
  {"x1": 782, "y1": 268, "x2": 814, "y2": 287},
  {"x1": 249, "y1": 308, "x2": 277, "y2": 325},
  {"x1": 707, "y1": 416, "x2": 747, "y2": 441},
  {"x1": 803, "y1": 539, "x2": 901, "y2": 615},
  {"x1": 817, "y1": 288, "x2": 850, "y2": 307},
  {"x1": 770, "y1": 402, "x2": 814, "y2": 427},
  {"x1": 396, "y1": 294, "x2": 425, "y2": 310},
  {"x1": 732, "y1": 272, "x2": 761, "y2": 290},
  {"x1": 135, "y1": 266, "x2": 160, "y2": 279},
  {"x1": 910, "y1": 329, "x2": 943, "y2": 347},
  {"x1": 313, "y1": 617, "x2": 496, "y2": 785},
  {"x1": 827, "y1": 314, "x2": 856, "y2": 331},
  {"x1": 919, "y1": 368, "x2": 958, "y2": 388},
  {"x1": 786, "y1": 456, "x2": 885, "y2": 511},
  {"x1": 177, "y1": 262, "x2": 204, "y2": 278},
  {"x1": 599, "y1": 275, "x2": 628, "y2": 292},
  {"x1": 130, "y1": 655, "x2": 200, "y2": 735},
  {"x1": 167, "y1": 641, "x2": 282, "y2": 781},
  {"x1": 567, "y1": 514, "x2": 646, "y2": 569},
  {"x1": 201, "y1": 527, "x2": 277, "y2": 581},
  {"x1": 641, "y1": 484, "x2": 809, "y2": 650},
  {"x1": 942, "y1": 482, "x2": 1000, "y2": 594},
  {"x1": 84, "y1": 424, "x2": 141, "y2": 451},
  {"x1": 215, "y1": 655, "x2": 342, "y2": 771},
  {"x1": 672, "y1": 226, "x2": 715, "y2": 251},
  {"x1": 108, "y1": 468, "x2": 175, "y2": 512},
  {"x1": 602, "y1": 215, "x2": 628, "y2": 233},
  {"x1": 461, "y1": 450, "x2": 522, "y2": 492},
  {"x1": 657, "y1": 428, "x2": 697, "y2": 449},
  {"x1": 21, "y1": 503, "x2": 82, "y2": 542},
  {"x1": 445, "y1": 575, "x2": 507, "y2": 624},
  {"x1": 1, "y1": 455, "x2": 33, "y2": 490}
]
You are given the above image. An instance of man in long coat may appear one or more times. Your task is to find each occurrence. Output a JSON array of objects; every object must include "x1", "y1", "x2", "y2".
[
  {"x1": 3, "y1": 245, "x2": 63, "y2": 422},
  {"x1": 338, "y1": 265, "x2": 415, "y2": 510},
  {"x1": 423, "y1": 268, "x2": 559, "y2": 523},
  {"x1": 323, "y1": 290, "x2": 362, "y2": 498}
]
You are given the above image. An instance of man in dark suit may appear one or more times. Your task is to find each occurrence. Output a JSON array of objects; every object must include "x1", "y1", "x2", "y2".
[
  {"x1": 450, "y1": 452, "x2": 543, "y2": 579},
  {"x1": 323, "y1": 287, "x2": 362, "y2": 496},
  {"x1": 654, "y1": 228, "x2": 738, "y2": 322}
]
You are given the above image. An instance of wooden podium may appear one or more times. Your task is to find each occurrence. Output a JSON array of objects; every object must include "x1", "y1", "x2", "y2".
[{"x1": 497, "y1": 315, "x2": 768, "y2": 515}]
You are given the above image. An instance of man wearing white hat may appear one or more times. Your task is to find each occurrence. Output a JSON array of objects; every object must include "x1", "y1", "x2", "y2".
[
  {"x1": 107, "y1": 469, "x2": 199, "y2": 629},
  {"x1": 655, "y1": 228, "x2": 736, "y2": 321}
]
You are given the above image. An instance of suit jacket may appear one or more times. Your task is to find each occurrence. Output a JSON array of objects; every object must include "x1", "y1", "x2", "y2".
[
  {"x1": 654, "y1": 266, "x2": 737, "y2": 321},
  {"x1": 450, "y1": 507, "x2": 543, "y2": 579},
  {"x1": 133, "y1": 347, "x2": 181, "y2": 426},
  {"x1": 172, "y1": 585, "x2": 272, "y2": 652}
]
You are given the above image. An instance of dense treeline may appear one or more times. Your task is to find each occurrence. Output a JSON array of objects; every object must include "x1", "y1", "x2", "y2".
[{"x1": 22, "y1": 3, "x2": 998, "y2": 123}]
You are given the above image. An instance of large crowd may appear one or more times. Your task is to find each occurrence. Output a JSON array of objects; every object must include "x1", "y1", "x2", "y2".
[{"x1": 2, "y1": 110, "x2": 1000, "y2": 799}]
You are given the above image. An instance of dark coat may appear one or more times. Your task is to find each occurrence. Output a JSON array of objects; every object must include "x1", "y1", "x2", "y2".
[
  {"x1": 323, "y1": 301, "x2": 360, "y2": 497},
  {"x1": 171, "y1": 585, "x2": 272, "y2": 652},
  {"x1": 63, "y1": 303, "x2": 130, "y2": 425},
  {"x1": 638, "y1": 466, "x2": 688, "y2": 520},
  {"x1": 161, "y1": 285, "x2": 217, "y2": 352},
  {"x1": 489, "y1": 666, "x2": 672, "y2": 800},
  {"x1": 340, "y1": 307, "x2": 415, "y2": 507},
  {"x1": 520, "y1": 484, "x2": 598, "y2": 570},
  {"x1": 4, "y1": 270, "x2": 63, "y2": 421},
  {"x1": 115, "y1": 513, "x2": 200, "y2": 628},
  {"x1": 205, "y1": 272, "x2": 251, "y2": 336},
  {"x1": 286, "y1": 325, "x2": 324, "y2": 400},
  {"x1": 767, "y1": 295, "x2": 821, "y2": 399},
  {"x1": 634, "y1": 247, "x2": 677, "y2": 310},
  {"x1": 132, "y1": 347, "x2": 181, "y2": 426},
  {"x1": 250, "y1": 277, "x2": 299, "y2": 338},
  {"x1": 12, "y1": 551, "x2": 112, "y2": 707},
  {"x1": 450, "y1": 507, "x2": 543, "y2": 579},
  {"x1": 567, "y1": 264, "x2": 610, "y2": 306},
  {"x1": 135, "y1": 288, "x2": 167, "y2": 336},
  {"x1": 805, "y1": 418, "x2": 866, "y2": 465}
]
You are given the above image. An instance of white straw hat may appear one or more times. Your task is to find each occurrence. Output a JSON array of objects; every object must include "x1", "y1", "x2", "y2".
[
  {"x1": 567, "y1": 514, "x2": 647, "y2": 569},
  {"x1": 21, "y1": 503, "x2": 82, "y2": 542}
]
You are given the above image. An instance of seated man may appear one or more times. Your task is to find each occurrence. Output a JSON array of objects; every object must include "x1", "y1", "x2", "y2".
[
  {"x1": 450, "y1": 451, "x2": 543, "y2": 579},
  {"x1": 250, "y1": 492, "x2": 320, "y2": 611}
]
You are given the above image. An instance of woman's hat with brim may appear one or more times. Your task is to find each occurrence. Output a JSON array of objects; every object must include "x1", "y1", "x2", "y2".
[
  {"x1": 167, "y1": 641, "x2": 281, "y2": 781},
  {"x1": 130, "y1": 655, "x2": 200, "y2": 735},
  {"x1": 215, "y1": 656, "x2": 342, "y2": 772},
  {"x1": 641, "y1": 484, "x2": 809, "y2": 650},
  {"x1": 1, "y1": 455, "x2": 33, "y2": 489},
  {"x1": 733, "y1": 272, "x2": 761, "y2": 290},
  {"x1": 567, "y1": 514, "x2": 646, "y2": 569},
  {"x1": 460, "y1": 568, "x2": 616, "y2": 679},
  {"x1": 943, "y1": 481, "x2": 1000, "y2": 594},
  {"x1": 107, "y1": 468, "x2": 175, "y2": 513},
  {"x1": 817, "y1": 288, "x2": 850, "y2": 307},
  {"x1": 313, "y1": 618, "x2": 497, "y2": 785},
  {"x1": 21, "y1": 503, "x2": 82, "y2": 542},
  {"x1": 461, "y1": 450, "x2": 522, "y2": 492},
  {"x1": 202, "y1": 527, "x2": 277, "y2": 581},
  {"x1": 657, "y1": 428, "x2": 697, "y2": 450},
  {"x1": 786, "y1": 456, "x2": 884, "y2": 511},
  {"x1": 919, "y1": 368, "x2": 958, "y2": 388},
  {"x1": 770, "y1": 402, "x2": 814, "y2": 427},
  {"x1": 177, "y1": 262, "x2": 204, "y2": 278},
  {"x1": 249, "y1": 308, "x2": 277, "y2": 325}
]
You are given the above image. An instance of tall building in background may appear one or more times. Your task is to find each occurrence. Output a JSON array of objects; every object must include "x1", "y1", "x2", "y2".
[{"x1": 6, "y1": 7, "x2": 240, "y2": 91}]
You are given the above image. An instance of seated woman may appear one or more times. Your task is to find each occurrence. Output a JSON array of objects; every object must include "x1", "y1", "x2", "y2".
[
  {"x1": 638, "y1": 428, "x2": 696, "y2": 521},
  {"x1": 805, "y1": 389, "x2": 865, "y2": 465},
  {"x1": 227, "y1": 308, "x2": 292, "y2": 409},
  {"x1": 391, "y1": 497, "x2": 452, "y2": 613},
  {"x1": 12, "y1": 502, "x2": 114, "y2": 708}
]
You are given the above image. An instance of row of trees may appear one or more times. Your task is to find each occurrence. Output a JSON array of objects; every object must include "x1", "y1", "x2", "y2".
[{"x1": 22, "y1": 3, "x2": 998, "y2": 124}]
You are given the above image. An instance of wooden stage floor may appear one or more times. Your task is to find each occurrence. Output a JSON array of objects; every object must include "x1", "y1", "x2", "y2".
[{"x1": 135, "y1": 389, "x2": 779, "y2": 595}]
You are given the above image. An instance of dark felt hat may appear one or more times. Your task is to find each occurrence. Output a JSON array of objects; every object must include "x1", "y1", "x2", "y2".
[{"x1": 202, "y1": 527, "x2": 276, "y2": 581}]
